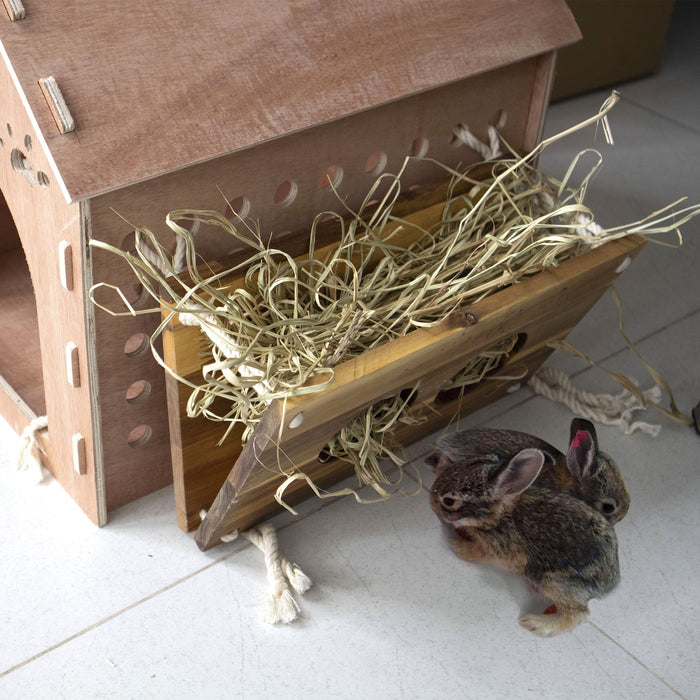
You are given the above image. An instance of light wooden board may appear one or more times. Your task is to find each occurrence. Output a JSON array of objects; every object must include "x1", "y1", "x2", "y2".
[
  {"x1": 195, "y1": 234, "x2": 645, "y2": 549},
  {"x1": 0, "y1": 0, "x2": 580, "y2": 201},
  {"x1": 161, "y1": 190, "x2": 645, "y2": 543}
]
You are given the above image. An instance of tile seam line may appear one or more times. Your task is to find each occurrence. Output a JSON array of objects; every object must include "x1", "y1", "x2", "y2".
[
  {"x1": 0, "y1": 546, "x2": 246, "y2": 679},
  {"x1": 0, "y1": 504, "x2": 326, "y2": 679},
  {"x1": 620, "y1": 95, "x2": 700, "y2": 136},
  {"x1": 587, "y1": 621, "x2": 687, "y2": 699}
]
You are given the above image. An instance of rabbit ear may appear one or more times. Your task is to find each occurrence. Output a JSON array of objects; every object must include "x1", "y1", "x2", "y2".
[
  {"x1": 567, "y1": 428, "x2": 596, "y2": 480},
  {"x1": 493, "y1": 448, "x2": 544, "y2": 497},
  {"x1": 569, "y1": 418, "x2": 598, "y2": 449},
  {"x1": 426, "y1": 451, "x2": 454, "y2": 477}
]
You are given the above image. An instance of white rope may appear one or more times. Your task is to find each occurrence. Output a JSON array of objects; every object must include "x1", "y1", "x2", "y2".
[
  {"x1": 528, "y1": 366, "x2": 662, "y2": 436},
  {"x1": 577, "y1": 212, "x2": 605, "y2": 247},
  {"x1": 137, "y1": 219, "x2": 200, "y2": 278},
  {"x1": 243, "y1": 523, "x2": 312, "y2": 624},
  {"x1": 180, "y1": 307, "x2": 275, "y2": 396},
  {"x1": 451, "y1": 113, "x2": 506, "y2": 161},
  {"x1": 200, "y1": 512, "x2": 312, "y2": 624},
  {"x1": 17, "y1": 415, "x2": 49, "y2": 482}
]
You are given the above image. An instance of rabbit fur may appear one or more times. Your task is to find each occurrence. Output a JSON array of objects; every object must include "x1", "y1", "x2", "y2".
[
  {"x1": 429, "y1": 447, "x2": 620, "y2": 636},
  {"x1": 426, "y1": 418, "x2": 630, "y2": 524}
]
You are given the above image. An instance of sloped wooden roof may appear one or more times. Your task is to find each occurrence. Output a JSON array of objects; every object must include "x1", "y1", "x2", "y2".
[{"x1": 0, "y1": 0, "x2": 579, "y2": 202}]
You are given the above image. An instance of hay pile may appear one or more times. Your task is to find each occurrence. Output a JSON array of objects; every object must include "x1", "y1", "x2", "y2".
[{"x1": 90, "y1": 93, "x2": 698, "y2": 498}]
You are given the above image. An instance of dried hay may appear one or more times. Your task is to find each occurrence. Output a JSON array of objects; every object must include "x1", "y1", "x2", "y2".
[{"x1": 90, "y1": 93, "x2": 699, "y2": 501}]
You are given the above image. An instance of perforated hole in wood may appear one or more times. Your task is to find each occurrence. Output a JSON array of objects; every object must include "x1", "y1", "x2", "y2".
[
  {"x1": 399, "y1": 386, "x2": 418, "y2": 408},
  {"x1": 489, "y1": 109, "x2": 507, "y2": 128},
  {"x1": 127, "y1": 424, "x2": 152, "y2": 448},
  {"x1": 10, "y1": 148, "x2": 34, "y2": 185},
  {"x1": 6, "y1": 123, "x2": 12, "y2": 138},
  {"x1": 410, "y1": 137, "x2": 429, "y2": 158},
  {"x1": 225, "y1": 195, "x2": 251, "y2": 220},
  {"x1": 434, "y1": 333, "x2": 525, "y2": 405},
  {"x1": 448, "y1": 125, "x2": 463, "y2": 148},
  {"x1": 37, "y1": 171, "x2": 50, "y2": 188},
  {"x1": 125, "y1": 379, "x2": 152, "y2": 404},
  {"x1": 23, "y1": 134, "x2": 32, "y2": 152},
  {"x1": 124, "y1": 333, "x2": 150, "y2": 358},
  {"x1": 273, "y1": 180, "x2": 298, "y2": 208},
  {"x1": 119, "y1": 233, "x2": 151, "y2": 307},
  {"x1": 364, "y1": 151, "x2": 387, "y2": 177},
  {"x1": 320, "y1": 165, "x2": 343, "y2": 189}
]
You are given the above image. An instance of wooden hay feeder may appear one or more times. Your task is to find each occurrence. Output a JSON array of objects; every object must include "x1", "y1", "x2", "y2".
[{"x1": 0, "y1": 0, "x2": 582, "y2": 526}]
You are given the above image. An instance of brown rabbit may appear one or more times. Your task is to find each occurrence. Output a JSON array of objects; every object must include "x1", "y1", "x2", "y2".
[
  {"x1": 430, "y1": 448, "x2": 620, "y2": 636},
  {"x1": 426, "y1": 418, "x2": 630, "y2": 524}
]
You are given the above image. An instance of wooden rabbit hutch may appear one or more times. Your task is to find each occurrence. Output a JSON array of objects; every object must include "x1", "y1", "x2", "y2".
[{"x1": 0, "y1": 0, "x2": 598, "y2": 529}]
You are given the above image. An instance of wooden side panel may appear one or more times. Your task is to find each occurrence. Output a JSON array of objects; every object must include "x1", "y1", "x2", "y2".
[
  {"x1": 161, "y1": 233, "x2": 645, "y2": 546},
  {"x1": 0, "y1": 65, "x2": 101, "y2": 522},
  {"x1": 0, "y1": 0, "x2": 580, "y2": 200}
]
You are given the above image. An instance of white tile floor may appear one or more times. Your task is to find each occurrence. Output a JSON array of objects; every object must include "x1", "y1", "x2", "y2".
[{"x1": 2, "y1": 5, "x2": 699, "y2": 698}]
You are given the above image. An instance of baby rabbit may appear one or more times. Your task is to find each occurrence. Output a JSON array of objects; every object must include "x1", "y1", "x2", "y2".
[
  {"x1": 430, "y1": 448, "x2": 620, "y2": 636},
  {"x1": 426, "y1": 418, "x2": 630, "y2": 524}
]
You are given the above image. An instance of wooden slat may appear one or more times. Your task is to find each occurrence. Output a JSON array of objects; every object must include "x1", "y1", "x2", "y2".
[
  {"x1": 163, "y1": 177, "x2": 483, "y2": 530},
  {"x1": 0, "y1": 0, "x2": 580, "y2": 201}
]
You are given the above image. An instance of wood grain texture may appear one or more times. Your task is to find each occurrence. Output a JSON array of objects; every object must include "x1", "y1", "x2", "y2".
[
  {"x1": 161, "y1": 210, "x2": 644, "y2": 544},
  {"x1": 195, "y1": 234, "x2": 645, "y2": 548},
  {"x1": 162, "y1": 174, "x2": 488, "y2": 531},
  {"x1": 0, "y1": 0, "x2": 580, "y2": 201}
]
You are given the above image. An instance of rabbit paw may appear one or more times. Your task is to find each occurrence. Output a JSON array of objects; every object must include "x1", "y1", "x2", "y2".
[
  {"x1": 519, "y1": 613, "x2": 559, "y2": 637},
  {"x1": 519, "y1": 607, "x2": 589, "y2": 636}
]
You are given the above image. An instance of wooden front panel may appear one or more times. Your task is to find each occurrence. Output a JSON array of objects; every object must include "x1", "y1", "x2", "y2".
[{"x1": 87, "y1": 55, "x2": 557, "y2": 515}]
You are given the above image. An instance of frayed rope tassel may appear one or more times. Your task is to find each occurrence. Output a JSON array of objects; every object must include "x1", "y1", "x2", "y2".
[
  {"x1": 17, "y1": 415, "x2": 49, "y2": 482},
  {"x1": 529, "y1": 367, "x2": 662, "y2": 436},
  {"x1": 201, "y1": 513, "x2": 312, "y2": 624}
]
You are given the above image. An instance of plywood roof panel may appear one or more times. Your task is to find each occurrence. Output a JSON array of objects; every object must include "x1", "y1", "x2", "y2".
[{"x1": 0, "y1": 0, "x2": 579, "y2": 201}]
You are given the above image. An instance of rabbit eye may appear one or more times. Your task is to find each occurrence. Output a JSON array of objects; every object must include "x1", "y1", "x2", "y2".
[
  {"x1": 440, "y1": 494, "x2": 461, "y2": 510},
  {"x1": 596, "y1": 499, "x2": 618, "y2": 516}
]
